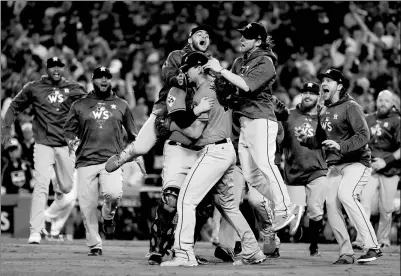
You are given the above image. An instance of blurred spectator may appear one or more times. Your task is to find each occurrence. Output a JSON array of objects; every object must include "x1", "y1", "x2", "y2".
[
  {"x1": 1, "y1": 138, "x2": 33, "y2": 195},
  {"x1": 20, "y1": 122, "x2": 35, "y2": 166}
]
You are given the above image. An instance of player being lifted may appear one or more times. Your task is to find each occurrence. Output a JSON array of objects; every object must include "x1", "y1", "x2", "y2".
[{"x1": 105, "y1": 24, "x2": 214, "y2": 173}]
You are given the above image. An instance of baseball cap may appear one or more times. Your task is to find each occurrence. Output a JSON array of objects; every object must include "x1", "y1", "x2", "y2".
[
  {"x1": 317, "y1": 68, "x2": 345, "y2": 84},
  {"x1": 46, "y1": 57, "x2": 65, "y2": 68},
  {"x1": 189, "y1": 24, "x2": 214, "y2": 38},
  {"x1": 301, "y1": 81, "x2": 320, "y2": 95},
  {"x1": 92, "y1": 66, "x2": 112, "y2": 79},
  {"x1": 179, "y1": 52, "x2": 209, "y2": 72},
  {"x1": 237, "y1": 22, "x2": 267, "y2": 41},
  {"x1": 5, "y1": 138, "x2": 21, "y2": 151}
]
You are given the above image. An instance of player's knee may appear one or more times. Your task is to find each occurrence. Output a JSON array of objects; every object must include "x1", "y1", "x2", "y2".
[
  {"x1": 103, "y1": 190, "x2": 122, "y2": 201},
  {"x1": 59, "y1": 184, "x2": 73, "y2": 194},
  {"x1": 162, "y1": 187, "x2": 179, "y2": 213}
]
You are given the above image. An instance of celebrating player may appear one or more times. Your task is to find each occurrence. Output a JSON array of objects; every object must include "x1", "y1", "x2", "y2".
[
  {"x1": 147, "y1": 53, "x2": 215, "y2": 265},
  {"x1": 64, "y1": 66, "x2": 137, "y2": 256},
  {"x1": 161, "y1": 52, "x2": 265, "y2": 267},
  {"x1": 1, "y1": 57, "x2": 87, "y2": 244},
  {"x1": 353, "y1": 90, "x2": 400, "y2": 249},
  {"x1": 105, "y1": 24, "x2": 214, "y2": 172},
  {"x1": 203, "y1": 22, "x2": 300, "y2": 232},
  {"x1": 297, "y1": 68, "x2": 383, "y2": 264},
  {"x1": 281, "y1": 81, "x2": 328, "y2": 257}
]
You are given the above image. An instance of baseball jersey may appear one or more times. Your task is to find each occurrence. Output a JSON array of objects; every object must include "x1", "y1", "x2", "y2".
[
  {"x1": 282, "y1": 104, "x2": 328, "y2": 186},
  {"x1": 366, "y1": 110, "x2": 401, "y2": 176},
  {"x1": 302, "y1": 94, "x2": 371, "y2": 167},
  {"x1": 195, "y1": 79, "x2": 232, "y2": 147},
  {"x1": 2, "y1": 76, "x2": 87, "y2": 147},
  {"x1": 64, "y1": 92, "x2": 137, "y2": 168},
  {"x1": 230, "y1": 48, "x2": 277, "y2": 121}
]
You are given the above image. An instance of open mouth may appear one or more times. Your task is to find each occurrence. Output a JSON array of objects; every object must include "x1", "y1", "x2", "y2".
[
  {"x1": 199, "y1": 40, "x2": 206, "y2": 46},
  {"x1": 322, "y1": 87, "x2": 329, "y2": 93},
  {"x1": 53, "y1": 72, "x2": 60, "y2": 78},
  {"x1": 100, "y1": 83, "x2": 108, "y2": 89}
]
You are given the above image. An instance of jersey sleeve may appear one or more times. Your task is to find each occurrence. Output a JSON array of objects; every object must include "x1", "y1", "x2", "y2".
[{"x1": 166, "y1": 87, "x2": 187, "y2": 115}]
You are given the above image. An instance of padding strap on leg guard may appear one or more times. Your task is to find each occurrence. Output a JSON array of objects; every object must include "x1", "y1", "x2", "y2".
[{"x1": 149, "y1": 201, "x2": 177, "y2": 256}]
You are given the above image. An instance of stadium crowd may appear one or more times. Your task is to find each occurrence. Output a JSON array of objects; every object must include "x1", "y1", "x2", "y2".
[{"x1": 1, "y1": 1, "x2": 400, "y2": 244}]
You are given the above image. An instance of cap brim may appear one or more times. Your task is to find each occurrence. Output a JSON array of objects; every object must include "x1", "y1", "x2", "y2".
[
  {"x1": 190, "y1": 25, "x2": 215, "y2": 37},
  {"x1": 47, "y1": 62, "x2": 65, "y2": 68},
  {"x1": 301, "y1": 88, "x2": 320, "y2": 94},
  {"x1": 179, "y1": 64, "x2": 189, "y2": 72},
  {"x1": 93, "y1": 73, "x2": 112, "y2": 79},
  {"x1": 317, "y1": 73, "x2": 331, "y2": 81}
]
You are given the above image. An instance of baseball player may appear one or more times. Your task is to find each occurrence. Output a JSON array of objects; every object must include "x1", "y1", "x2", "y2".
[
  {"x1": 161, "y1": 52, "x2": 266, "y2": 267},
  {"x1": 147, "y1": 55, "x2": 215, "y2": 264},
  {"x1": 43, "y1": 169, "x2": 77, "y2": 241},
  {"x1": 203, "y1": 22, "x2": 299, "y2": 232},
  {"x1": 64, "y1": 66, "x2": 137, "y2": 256},
  {"x1": 353, "y1": 90, "x2": 400, "y2": 249},
  {"x1": 281, "y1": 81, "x2": 328, "y2": 257},
  {"x1": 105, "y1": 24, "x2": 214, "y2": 173},
  {"x1": 1, "y1": 57, "x2": 87, "y2": 244},
  {"x1": 297, "y1": 68, "x2": 382, "y2": 264},
  {"x1": 212, "y1": 88, "x2": 290, "y2": 261}
]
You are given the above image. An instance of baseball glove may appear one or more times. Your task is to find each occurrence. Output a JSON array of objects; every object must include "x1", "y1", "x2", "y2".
[
  {"x1": 212, "y1": 76, "x2": 236, "y2": 110},
  {"x1": 272, "y1": 95, "x2": 290, "y2": 121},
  {"x1": 154, "y1": 106, "x2": 172, "y2": 141}
]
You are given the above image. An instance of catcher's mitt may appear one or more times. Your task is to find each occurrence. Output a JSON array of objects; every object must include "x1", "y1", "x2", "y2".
[
  {"x1": 272, "y1": 95, "x2": 290, "y2": 121},
  {"x1": 212, "y1": 76, "x2": 237, "y2": 110},
  {"x1": 154, "y1": 106, "x2": 172, "y2": 141}
]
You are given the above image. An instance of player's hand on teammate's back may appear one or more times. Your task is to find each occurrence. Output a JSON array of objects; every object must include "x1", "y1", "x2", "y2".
[
  {"x1": 194, "y1": 97, "x2": 214, "y2": 116},
  {"x1": 371, "y1": 157, "x2": 386, "y2": 171}
]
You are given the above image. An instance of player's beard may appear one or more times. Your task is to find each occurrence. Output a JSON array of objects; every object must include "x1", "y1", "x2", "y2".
[
  {"x1": 94, "y1": 83, "x2": 112, "y2": 98},
  {"x1": 301, "y1": 97, "x2": 318, "y2": 113}
]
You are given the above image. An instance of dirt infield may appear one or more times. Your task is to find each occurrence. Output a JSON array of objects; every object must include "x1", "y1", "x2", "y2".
[{"x1": 1, "y1": 237, "x2": 399, "y2": 276}]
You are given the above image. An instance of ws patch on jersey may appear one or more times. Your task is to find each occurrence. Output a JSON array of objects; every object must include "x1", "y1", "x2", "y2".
[{"x1": 167, "y1": 95, "x2": 176, "y2": 107}]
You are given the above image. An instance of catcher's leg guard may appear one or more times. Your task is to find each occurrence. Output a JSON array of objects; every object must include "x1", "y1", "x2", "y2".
[{"x1": 148, "y1": 188, "x2": 179, "y2": 257}]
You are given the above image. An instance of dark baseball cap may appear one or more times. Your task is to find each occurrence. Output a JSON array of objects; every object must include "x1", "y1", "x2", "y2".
[
  {"x1": 237, "y1": 22, "x2": 267, "y2": 41},
  {"x1": 317, "y1": 68, "x2": 345, "y2": 84},
  {"x1": 301, "y1": 81, "x2": 320, "y2": 95},
  {"x1": 180, "y1": 52, "x2": 209, "y2": 72},
  {"x1": 189, "y1": 24, "x2": 214, "y2": 37},
  {"x1": 46, "y1": 57, "x2": 65, "y2": 68},
  {"x1": 92, "y1": 66, "x2": 112, "y2": 79}
]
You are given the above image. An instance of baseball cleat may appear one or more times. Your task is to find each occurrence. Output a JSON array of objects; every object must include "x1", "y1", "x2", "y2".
[
  {"x1": 333, "y1": 254, "x2": 354, "y2": 264},
  {"x1": 160, "y1": 257, "x2": 198, "y2": 267},
  {"x1": 148, "y1": 253, "x2": 162, "y2": 265},
  {"x1": 195, "y1": 255, "x2": 209, "y2": 265},
  {"x1": 234, "y1": 241, "x2": 242, "y2": 256},
  {"x1": 265, "y1": 248, "x2": 280, "y2": 258},
  {"x1": 105, "y1": 154, "x2": 125, "y2": 173},
  {"x1": 357, "y1": 248, "x2": 383, "y2": 264},
  {"x1": 214, "y1": 246, "x2": 235, "y2": 262},
  {"x1": 289, "y1": 206, "x2": 304, "y2": 236},
  {"x1": 28, "y1": 233, "x2": 41, "y2": 244},
  {"x1": 310, "y1": 249, "x2": 321, "y2": 257},
  {"x1": 88, "y1": 248, "x2": 102, "y2": 256},
  {"x1": 272, "y1": 205, "x2": 297, "y2": 232},
  {"x1": 233, "y1": 250, "x2": 266, "y2": 266},
  {"x1": 262, "y1": 235, "x2": 276, "y2": 255}
]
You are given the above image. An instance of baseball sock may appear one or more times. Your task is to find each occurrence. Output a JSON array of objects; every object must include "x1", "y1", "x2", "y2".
[{"x1": 309, "y1": 219, "x2": 323, "y2": 252}]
